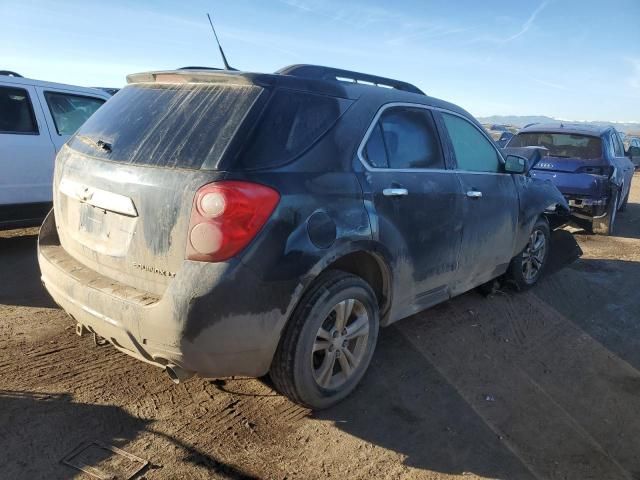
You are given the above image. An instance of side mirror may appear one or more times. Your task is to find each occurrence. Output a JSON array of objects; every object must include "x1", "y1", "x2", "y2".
[
  {"x1": 504, "y1": 154, "x2": 527, "y2": 174},
  {"x1": 627, "y1": 146, "x2": 640, "y2": 159}
]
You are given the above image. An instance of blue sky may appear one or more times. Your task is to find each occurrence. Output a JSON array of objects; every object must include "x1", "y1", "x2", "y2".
[{"x1": 1, "y1": 0, "x2": 639, "y2": 122}]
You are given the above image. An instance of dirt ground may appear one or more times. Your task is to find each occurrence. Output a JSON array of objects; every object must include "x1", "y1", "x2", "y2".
[{"x1": 1, "y1": 174, "x2": 640, "y2": 480}]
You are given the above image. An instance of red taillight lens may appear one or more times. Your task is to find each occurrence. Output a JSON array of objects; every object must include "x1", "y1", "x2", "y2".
[{"x1": 186, "y1": 181, "x2": 280, "y2": 262}]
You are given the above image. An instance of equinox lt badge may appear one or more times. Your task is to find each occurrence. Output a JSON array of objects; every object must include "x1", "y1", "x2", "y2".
[{"x1": 132, "y1": 262, "x2": 176, "y2": 278}]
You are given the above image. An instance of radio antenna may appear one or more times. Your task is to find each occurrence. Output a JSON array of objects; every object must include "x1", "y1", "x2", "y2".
[{"x1": 206, "y1": 13, "x2": 236, "y2": 71}]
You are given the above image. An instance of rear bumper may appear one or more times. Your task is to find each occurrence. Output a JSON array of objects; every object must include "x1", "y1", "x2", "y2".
[
  {"x1": 529, "y1": 170, "x2": 611, "y2": 220},
  {"x1": 38, "y1": 211, "x2": 294, "y2": 379},
  {"x1": 530, "y1": 170, "x2": 609, "y2": 198},
  {"x1": 565, "y1": 195, "x2": 608, "y2": 219}
]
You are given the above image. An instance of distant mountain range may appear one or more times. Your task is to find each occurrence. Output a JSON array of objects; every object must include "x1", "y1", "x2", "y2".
[{"x1": 477, "y1": 115, "x2": 640, "y2": 135}]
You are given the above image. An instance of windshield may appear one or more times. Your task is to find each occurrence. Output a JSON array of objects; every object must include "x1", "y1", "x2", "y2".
[
  {"x1": 68, "y1": 83, "x2": 263, "y2": 169},
  {"x1": 509, "y1": 132, "x2": 602, "y2": 160}
]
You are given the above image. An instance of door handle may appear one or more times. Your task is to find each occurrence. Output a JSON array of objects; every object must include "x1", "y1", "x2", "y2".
[
  {"x1": 383, "y1": 188, "x2": 409, "y2": 197},
  {"x1": 466, "y1": 190, "x2": 483, "y2": 199}
]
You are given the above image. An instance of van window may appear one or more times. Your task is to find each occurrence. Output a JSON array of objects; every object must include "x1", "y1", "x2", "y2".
[
  {"x1": 69, "y1": 83, "x2": 263, "y2": 169},
  {"x1": 0, "y1": 86, "x2": 38, "y2": 134},
  {"x1": 238, "y1": 89, "x2": 352, "y2": 169},
  {"x1": 44, "y1": 92, "x2": 105, "y2": 135},
  {"x1": 442, "y1": 113, "x2": 501, "y2": 172}
]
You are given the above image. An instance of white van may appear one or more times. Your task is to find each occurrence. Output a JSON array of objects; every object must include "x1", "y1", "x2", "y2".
[{"x1": 0, "y1": 71, "x2": 111, "y2": 228}]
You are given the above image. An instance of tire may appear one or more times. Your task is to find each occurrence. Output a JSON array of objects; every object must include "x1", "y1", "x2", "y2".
[
  {"x1": 591, "y1": 190, "x2": 618, "y2": 235},
  {"x1": 506, "y1": 217, "x2": 550, "y2": 291},
  {"x1": 270, "y1": 270, "x2": 379, "y2": 409}
]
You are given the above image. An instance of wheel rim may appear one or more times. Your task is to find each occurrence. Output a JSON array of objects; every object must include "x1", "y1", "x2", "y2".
[
  {"x1": 312, "y1": 299, "x2": 370, "y2": 390},
  {"x1": 522, "y1": 229, "x2": 546, "y2": 282}
]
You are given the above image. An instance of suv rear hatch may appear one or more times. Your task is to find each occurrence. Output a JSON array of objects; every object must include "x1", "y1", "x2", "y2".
[
  {"x1": 53, "y1": 78, "x2": 263, "y2": 295},
  {"x1": 53, "y1": 70, "x2": 354, "y2": 296}
]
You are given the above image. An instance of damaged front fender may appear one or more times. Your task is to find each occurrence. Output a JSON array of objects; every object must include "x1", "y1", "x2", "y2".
[{"x1": 513, "y1": 174, "x2": 569, "y2": 253}]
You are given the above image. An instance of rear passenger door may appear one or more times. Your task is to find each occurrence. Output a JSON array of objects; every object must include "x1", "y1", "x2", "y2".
[
  {"x1": 437, "y1": 111, "x2": 519, "y2": 294},
  {"x1": 357, "y1": 104, "x2": 464, "y2": 318},
  {"x1": 35, "y1": 88, "x2": 106, "y2": 152},
  {"x1": 0, "y1": 84, "x2": 56, "y2": 207}
]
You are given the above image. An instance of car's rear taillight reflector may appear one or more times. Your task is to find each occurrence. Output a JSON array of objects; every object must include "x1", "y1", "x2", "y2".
[{"x1": 186, "y1": 181, "x2": 280, "y2": 262}]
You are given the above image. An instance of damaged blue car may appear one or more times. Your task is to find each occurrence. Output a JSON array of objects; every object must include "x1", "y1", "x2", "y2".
[{"x1": 508, "y1": 124, "x2": 635, "y2": 235}]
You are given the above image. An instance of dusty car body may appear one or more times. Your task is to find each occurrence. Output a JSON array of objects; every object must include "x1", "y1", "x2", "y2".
[
  {"x1": 508, "y1": 124, "x2": 635, "y2": 235},
  {"x1": 38, "y1": 65, "x2": 569, "y2": 408}
]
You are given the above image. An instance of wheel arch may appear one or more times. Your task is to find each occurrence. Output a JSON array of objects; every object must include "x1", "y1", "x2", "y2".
[
  {"x1": 285, "y1": 243, "x2": 394, "y2": 335},
  {"x1": 324, "y1": 250, "x2": 392, "y2": 320}
]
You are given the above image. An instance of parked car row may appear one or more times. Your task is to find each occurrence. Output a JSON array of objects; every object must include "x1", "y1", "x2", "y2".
[{"x1": 0, "y1": 71, "x2": 111, "y2": 227}]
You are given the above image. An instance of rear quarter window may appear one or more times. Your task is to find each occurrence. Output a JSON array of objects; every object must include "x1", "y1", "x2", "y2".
[{"x1": 238, "y1": 89, "x2": 352, "y2": 169}]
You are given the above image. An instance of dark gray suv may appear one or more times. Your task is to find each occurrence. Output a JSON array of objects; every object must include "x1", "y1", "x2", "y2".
[{"x1": 38, "y1": 65, "x2": 569, "y2": 409}]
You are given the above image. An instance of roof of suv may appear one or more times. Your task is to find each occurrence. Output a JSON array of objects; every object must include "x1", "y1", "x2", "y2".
[
  {"x1": 126, "y1": 65, "x2": 473, "y2": 122},
  {"x1": 0, "y1": 72, "x2": 110, "y2": 98},
  {"x1": 519, "y1": 123, "x2": 613, "y2": 137}
]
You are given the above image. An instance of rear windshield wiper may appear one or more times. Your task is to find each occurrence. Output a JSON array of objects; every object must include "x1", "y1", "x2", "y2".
[{"x1": 76, "y1": 135, "x2": 112, "y2": 153}]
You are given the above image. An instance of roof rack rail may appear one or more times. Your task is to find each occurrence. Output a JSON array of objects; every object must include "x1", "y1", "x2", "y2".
[
  {"x1": 0, "y1": 70, "x2": 23, "y2": 78},
  {"x1": 276, "y1": 64, "x2": 425, "y2": 95}
]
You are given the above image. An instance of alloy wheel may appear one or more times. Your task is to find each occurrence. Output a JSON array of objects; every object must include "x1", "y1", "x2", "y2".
[
  {"x1": 312, "y1": 299, "x2": 370, "y2": 389},
  {"x1": 522, "y1": 229, "x2": 546, "y2": 282}
]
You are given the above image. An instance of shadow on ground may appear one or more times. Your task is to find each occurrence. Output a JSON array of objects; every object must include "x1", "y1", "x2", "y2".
[
  {"x1": 536, "y1": 256, "x2": 640, "y2": 372},
  {"x1": 317, "y1": 327, "x2": 536, "y2": 478},
  {"x1": 0, "y1": 234, "x2": 56, "y2": 308},
  {"x1": 317, "y1": 231, "x2": 640, "y2": 479},
  {"x1": 615, "y1": 202, "x2": 640, "y2": 240},
  {"x1": 0, "y1": 390, "x2": 257, "y2": 479}
]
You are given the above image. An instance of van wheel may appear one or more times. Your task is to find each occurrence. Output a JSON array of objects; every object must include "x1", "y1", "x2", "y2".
[
  {"x1": 506, "y1": 217, "x2": 550, "y2": 291},
  {"x1": 270, "y1": 271, "x2": 379, "y2": 409},
  {"x1": 592, "y1": 190, "x2": 618, "y2": 235}
]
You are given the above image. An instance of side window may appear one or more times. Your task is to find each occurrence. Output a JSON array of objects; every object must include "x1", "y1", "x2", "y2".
[
  {"x1": 0, "y1": 86, "x2": 38, "y2": 134},
  {"x1": 442, "y1": 113, "x2": 501, "y2": 173},
  {"x1": 362, "y1": 106, "x2": 444, "y2": 169},
  {"x1": 363, "y1": 122, "x2": 389, "y2": 168},
  {"x1": 611, "y1": 133, "x2": 624, "y2": 157},
  {"x1": 44, "y1": 91, "x2": 105, "y2": 135}
]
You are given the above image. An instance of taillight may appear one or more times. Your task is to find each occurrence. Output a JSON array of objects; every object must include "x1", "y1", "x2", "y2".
[{"x1": 186, "y1": 181, "x2": 280, "y2": 262}]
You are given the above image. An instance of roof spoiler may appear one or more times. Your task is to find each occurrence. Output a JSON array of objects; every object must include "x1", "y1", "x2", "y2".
[
  {"x1": 276, "y1": 64, "x2": 425, "y2": 95},
  {"x1": 0, "y1": 70, "x2": 23, "y2": 77}
]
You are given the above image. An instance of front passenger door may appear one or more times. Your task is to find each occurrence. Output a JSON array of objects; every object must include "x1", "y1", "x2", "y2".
[{"x1": 438, "y1": 112, "x2": 519, "y2": 295}]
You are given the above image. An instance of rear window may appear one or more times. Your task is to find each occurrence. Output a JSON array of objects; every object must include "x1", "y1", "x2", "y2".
[
  {"x1": 69, "y1": 83, "x2": 262, "y2": 169},
  {"x1": 238, "y1": 89, "x2": 352, "y2": 169},
  {"x1": 509, "y1": 132, "x2": 602, "y2": 160}
]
